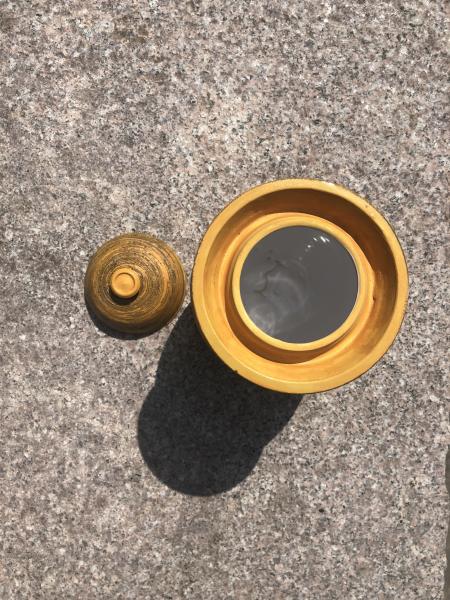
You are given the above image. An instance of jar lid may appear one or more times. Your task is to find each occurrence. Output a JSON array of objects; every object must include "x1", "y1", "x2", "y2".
[{"x1": 85, "y1": 233, "x2": 186, "y2": 335}]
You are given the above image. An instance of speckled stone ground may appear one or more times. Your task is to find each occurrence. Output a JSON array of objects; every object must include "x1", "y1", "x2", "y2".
[{"x1": 1, "y1": 1, "x2": 448, "y2": 598}]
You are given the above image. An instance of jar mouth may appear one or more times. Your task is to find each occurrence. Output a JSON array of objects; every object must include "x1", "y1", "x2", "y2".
[
  {"x1": 237, "y1": 223, "x2": 359, "y2": 345},
  {"x1": 229, "y1": 214, "x2": 371, "y2": 359}
]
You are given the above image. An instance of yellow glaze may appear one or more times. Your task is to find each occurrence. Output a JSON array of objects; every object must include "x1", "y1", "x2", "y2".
[
  {"x1": 110, "y1": 267, "x2": 141, "y2": 299},
  {"x1": 85, "y1": 233, "x2": 186, "y2": 335},
  {"x1": 192, "y1": 179, "x2": 408, "y2": 393}
]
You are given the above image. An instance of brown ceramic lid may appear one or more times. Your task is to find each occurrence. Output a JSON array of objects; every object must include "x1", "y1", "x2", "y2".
[{"x1": 84, "y1": 233, "x2": 186, "y2": 335}]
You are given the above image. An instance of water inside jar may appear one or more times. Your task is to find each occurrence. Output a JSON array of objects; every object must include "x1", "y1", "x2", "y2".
[{"x1": 239, "y1": 226, "x2": 358, "y2": 343}]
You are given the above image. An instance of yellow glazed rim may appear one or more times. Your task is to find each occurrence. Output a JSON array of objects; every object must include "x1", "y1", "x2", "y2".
[
  {"x1": 230, "y1": 213, "x2": 369, "y2": 354},
  {"x1": 192, "y1": 179, "x2": 409, "y2": 394}
]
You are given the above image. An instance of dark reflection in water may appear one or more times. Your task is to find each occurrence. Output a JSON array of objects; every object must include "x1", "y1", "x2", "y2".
[{"x1": 240, "y1": 226, "x2": 359, "y2": 343}]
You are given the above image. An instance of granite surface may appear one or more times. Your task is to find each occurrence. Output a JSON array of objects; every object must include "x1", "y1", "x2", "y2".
[{"x1": 1, "y1": 1, "x2": 449, "y2": 598}]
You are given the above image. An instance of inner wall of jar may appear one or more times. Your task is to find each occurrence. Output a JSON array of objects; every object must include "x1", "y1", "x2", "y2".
[{"x1": 239, "y1": 226, "x2": 359, "y2": 344}]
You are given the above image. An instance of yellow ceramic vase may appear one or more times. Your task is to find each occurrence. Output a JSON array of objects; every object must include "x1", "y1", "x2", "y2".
[{"x1": 192, "y1": 179, "x2": 408, "y2": 394}]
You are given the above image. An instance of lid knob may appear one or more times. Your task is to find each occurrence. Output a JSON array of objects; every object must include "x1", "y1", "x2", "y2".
[{"x1": 110, "y1": 267, "x2": 141, "y2": 299}]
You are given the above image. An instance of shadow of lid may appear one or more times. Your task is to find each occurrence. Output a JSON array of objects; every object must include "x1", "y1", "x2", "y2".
[
  {"x1": 137, "y1": 305, "x2": 302, "y2": 496},
  {"x1": 84, "y1": 292, "x2": 150, "y2": 340}
]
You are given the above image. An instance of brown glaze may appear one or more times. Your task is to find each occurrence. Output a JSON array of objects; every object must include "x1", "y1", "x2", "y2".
[{"x1": 84, "y1": 233, "x2": 186, "y2": 335}]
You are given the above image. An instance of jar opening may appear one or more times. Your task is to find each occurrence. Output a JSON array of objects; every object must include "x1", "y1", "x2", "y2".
[{"x1": 239, "y1": 226, "x2": 359, "y2": 344}]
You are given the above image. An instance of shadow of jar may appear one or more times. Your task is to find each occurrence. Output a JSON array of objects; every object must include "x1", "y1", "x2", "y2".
[{"x1": 137, "y1": 305, "x2": 302, "y2": 496}]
